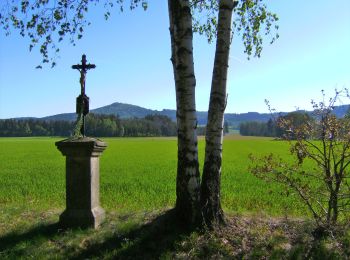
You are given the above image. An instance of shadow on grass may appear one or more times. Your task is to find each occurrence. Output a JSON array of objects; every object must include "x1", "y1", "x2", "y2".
[
  {"x1": 0, "y1": 209, "x2": 192, "y2": 258},
  {"x1": 0, "y1": 222, "x2": 61, "y2": 252},
  {"x1": 1, "y1": 211, "x2": 349, "y2": 258},
  {"x1": 73, "y1": 208, "x2": 193, "y2": 259}
]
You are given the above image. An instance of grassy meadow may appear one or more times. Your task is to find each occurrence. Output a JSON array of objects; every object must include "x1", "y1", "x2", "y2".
[
  {"x1": 0, "y1": 136, "x2": 304, "y2": 216},
  {"x1": 2, "y1": 136, "x2": 349, "y2": 258}
]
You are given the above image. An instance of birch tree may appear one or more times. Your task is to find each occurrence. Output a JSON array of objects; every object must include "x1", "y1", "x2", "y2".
[
  {"x1": 170, "y1": 0, "x2": 278, "y2": 227},
  {"x1": 168, "y1": 0, "x2": 201, "y2": 224},
  {"x1": 200, "y1": 0, "x2": 237, "y2": 226}
]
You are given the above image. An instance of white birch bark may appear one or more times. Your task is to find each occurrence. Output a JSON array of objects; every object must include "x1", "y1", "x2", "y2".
[
  {"x1": 200, "y1": 0, "x2": 237, "y2": 226},
  {"x1": 168, "y1": 0, "x2": 201, "y2": 224}
]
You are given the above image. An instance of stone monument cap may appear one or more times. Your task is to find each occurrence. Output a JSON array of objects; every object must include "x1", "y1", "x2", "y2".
[{"x1": 56, "y1": 137, "x2": 107, "y2": 157}]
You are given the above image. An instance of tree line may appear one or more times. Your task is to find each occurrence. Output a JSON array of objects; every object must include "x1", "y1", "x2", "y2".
[
  {"x1": 240, "y1": 112, "x2": 314, "y2": 137},
  {"x1": 0, "y1": 114, "x2": 177, "y2": 137},
  {"x1": 240, "y1": 119, "x2": 278, "y2": 137}
]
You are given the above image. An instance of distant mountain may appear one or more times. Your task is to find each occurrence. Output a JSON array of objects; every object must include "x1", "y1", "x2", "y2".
[
  {"x1": 40, "y1": 103, "x2": 170, "y2": 122},
  {"x1": 42, "y1": 113, "x2": 77, "y2": 121},
  {"x1": 333, "y1": 104, "x2": 350, "y2": 118},
  {"x1": 12, "y1": 102, "x2": 350, "y2": 129},
  {"x1": 86, "y1": 102, "x2": 275, "y2": 127},
  {"x1": 92, "y1": 102, "x2": 156, "y2": 118}
]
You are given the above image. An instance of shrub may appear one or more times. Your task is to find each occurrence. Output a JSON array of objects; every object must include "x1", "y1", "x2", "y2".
[{"x1": 250, "y1": 89, "x2": 350, "y2": 236}]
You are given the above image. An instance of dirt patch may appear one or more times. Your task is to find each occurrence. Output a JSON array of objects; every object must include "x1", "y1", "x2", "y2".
[{"x1": 171, "y1": 214, "x2": 350, "y2": 259}]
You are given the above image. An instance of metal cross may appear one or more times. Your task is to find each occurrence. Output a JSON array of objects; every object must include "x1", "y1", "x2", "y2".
[
  {"x1": 72, "y1": 54, "x2": 96, "y2": 136},
  {"x1": 72, "y1": 54, "x2": 96, "y2": 96}
]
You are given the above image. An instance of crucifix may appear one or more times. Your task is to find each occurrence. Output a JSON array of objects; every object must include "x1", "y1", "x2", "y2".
[{"x1": 72, "y1": 54, "x2": 96, "y2": 136}]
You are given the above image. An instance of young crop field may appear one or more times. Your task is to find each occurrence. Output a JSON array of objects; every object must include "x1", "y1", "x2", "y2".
[
  {"x1": 0, "y1": 136, "x2": 306, "y2": 217},
  {"x1": 2, "y1": 136, "x2": 350, "y2": 259}
]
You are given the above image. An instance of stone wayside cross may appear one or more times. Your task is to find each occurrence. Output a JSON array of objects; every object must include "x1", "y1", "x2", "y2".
[
  {"x1": 56, "y1": 55, "x2": 107, "y2": 229},
  {"x1": 72, "y1": 54, "x2": 96, "y2": 136}
]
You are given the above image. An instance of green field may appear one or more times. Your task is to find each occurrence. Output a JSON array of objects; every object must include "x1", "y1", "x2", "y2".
[
  {"x1": 0, "y1": 136, "x2": 305, "y2": 217},
  {"x1": 2, "y1": 136, "x2": 349, "y2": 259}
]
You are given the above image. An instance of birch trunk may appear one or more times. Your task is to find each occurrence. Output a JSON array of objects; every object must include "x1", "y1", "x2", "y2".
[
  {"x1": 168, "y1": 0, "x2": 201, "y2": 225},
  {"x1": 200, "y1": 0, "x2": 237, "y2": 226}
]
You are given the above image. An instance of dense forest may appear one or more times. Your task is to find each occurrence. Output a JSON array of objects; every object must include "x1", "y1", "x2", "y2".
[
  {"x1": 239, "y1": 119, "x2": 279, "y2": 137},
  {"x1": 239, "y1": 111, "x2": 323, "y2": 137},
  {"x1": 240, "y1": 112, "x2": 317, "y2": 137},
  {"x1": 0, "y1": 114, "x2": 178, "y2": 137},
  {"x1": 4, "y1": 110, "x2": 347, "y2": 138},
  {"x1": 0, "y1": 113, "x2": 232, "y2": 137}
]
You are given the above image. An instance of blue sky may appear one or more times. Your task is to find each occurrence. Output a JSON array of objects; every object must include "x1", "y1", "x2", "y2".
[{"x1": 0, "y1": 0, "x2": 349, "y2": 119}]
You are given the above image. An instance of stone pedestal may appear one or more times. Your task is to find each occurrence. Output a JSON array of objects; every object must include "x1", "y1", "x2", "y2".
[{"x1": 56, "y1": 137, "x2": 107, "y2": 229}]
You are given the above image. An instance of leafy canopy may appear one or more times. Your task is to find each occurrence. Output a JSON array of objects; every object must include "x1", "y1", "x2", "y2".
[
  {"x1": 0, "y1": 0, "x2": 278, "y2": 67},
  {"x1": 191, "y1": 0, "x2": 278, "y2": 57}
]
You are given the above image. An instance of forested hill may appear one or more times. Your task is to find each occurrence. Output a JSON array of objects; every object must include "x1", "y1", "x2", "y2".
[
  {"x1": 19, "y1": 102, "x2": 350, "y2": 128},
  {"x1": 41, "y1": 103, "x2": 155, "y2": 122},
  {"x1": 40, "y1": 102, "x2": 273, "y2": 127}
]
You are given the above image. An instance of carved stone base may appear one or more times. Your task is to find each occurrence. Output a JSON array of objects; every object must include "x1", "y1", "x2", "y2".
[
  {"x1": 59, "y1": 207, "x2": 105, "y2": 229},
  {"x1": 56, "y1": 137, "x2": 107, "y2": 229}
]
